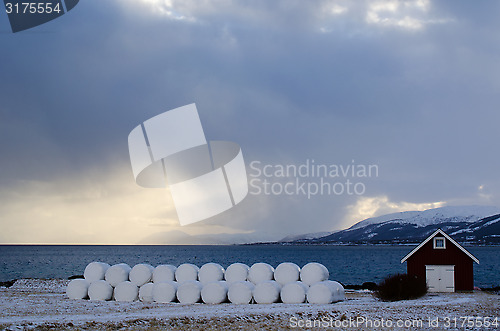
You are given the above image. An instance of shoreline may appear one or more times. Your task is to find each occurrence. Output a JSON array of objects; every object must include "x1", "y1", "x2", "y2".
[{"x1": 2, "y1": 243, "x2": 500, "y2": 246}]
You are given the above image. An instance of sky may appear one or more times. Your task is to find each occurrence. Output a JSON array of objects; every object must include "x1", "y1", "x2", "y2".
[{"x1": 1, "y1": 0, "x2": 499, "y2": 244}]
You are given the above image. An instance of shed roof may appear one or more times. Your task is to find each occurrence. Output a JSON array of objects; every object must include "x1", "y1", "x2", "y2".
[{"x1": 400, "y1": 229, "x2": 479, "y2": 264}]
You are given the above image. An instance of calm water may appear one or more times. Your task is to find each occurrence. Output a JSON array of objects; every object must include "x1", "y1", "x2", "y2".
[{"x1": 0, "y1": 245, "x2": 498, "y2": 287}]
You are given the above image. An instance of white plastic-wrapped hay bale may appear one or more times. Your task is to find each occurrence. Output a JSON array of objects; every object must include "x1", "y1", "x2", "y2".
[
  {"x1": 139, "y1": 282, "x2": 155, "y2": 302},
  {"x1": 253, "y1": 280, "x2": 281, "y2": 304},
  {"x1": 66, "y1": 279, "x2": 90, "y2": 300},
  {"x1": 84, "y1": 262, "x2": 110, "y2": 282},
  {"x1": 247, "y1": 263, "x2": 274, "y2": 284},
  {"x1": 280, "y1": 281, "x2": 308, "y2": 304},
  {"x1": 307, "y1": 280, "x2": 345, "y2": 304},
  {"x1": 114, "y1": 281, "x2": 139, "y2": 302},
  {"x1": 329, "y1": 280, "x2": 345, "y2": 301},
  {"x1": 224, "y1": 263, "x2": 249, "y2": 283},
  {"x1": 201, "y1": 281, "x2": 228, "y2": 304},
  {"x1": 198, "y1": 263, "x2": 225, "y2": 284},
  {"x1": 129, "y1": 264, "x2": 154, "y2": 287},
  {"x1": 177, "y1": 280, "x2": 202, "y2": 304},
  {"x1": 274, "y1": 262, "x2": 300, "y2": 285},
  {"x1": 153, "y1": 264, "x2": 177, "y2": 283},
  {"x1": 175, "y1": 263, "x2": 199, "y2": 283},
  {"x1": 105, "y1": 263, "x2": 132, "y2": 287},
  {"x1": 228, "y1": 281, "x2": 254, "y2": 304},
  {"x1": 88, "y1": 280, "x2": 113, "y2": 301},
  {"x1": 300, "y1": 262, "x2": 329, "y2": 286},
  {"x1": 153, "y1": 281, "x2": 178, "y2": 303}
]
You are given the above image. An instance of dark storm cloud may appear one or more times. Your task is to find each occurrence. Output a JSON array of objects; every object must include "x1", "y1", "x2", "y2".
[{"x1": 1, "y1": 0, "x2": 500, "y2": 242}]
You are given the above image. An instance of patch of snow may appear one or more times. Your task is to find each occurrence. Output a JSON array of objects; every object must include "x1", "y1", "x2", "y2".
[
  {"x1": 1, "y1": 279, "x2": 498, "y2": 330},
  {"x1": 482, "y1": 217, "x2": 500, "y2": 228},
  {"x1": 449, "y1": 228, "x2": 473, "y2": 236}
]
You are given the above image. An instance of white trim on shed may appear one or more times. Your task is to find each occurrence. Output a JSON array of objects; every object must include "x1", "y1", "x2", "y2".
[{"x1": 400, "y1": 229, "x2": 479, "y2": 264}]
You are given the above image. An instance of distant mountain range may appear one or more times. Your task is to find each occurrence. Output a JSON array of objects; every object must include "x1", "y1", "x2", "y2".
[{"x1": 280, "y1": 205, "x2": 500, "y2": 245}]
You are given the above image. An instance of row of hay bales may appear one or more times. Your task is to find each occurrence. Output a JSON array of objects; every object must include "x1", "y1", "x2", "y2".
[{"x1": 66, "y1": 262, "x2": 344, "y2": 304}]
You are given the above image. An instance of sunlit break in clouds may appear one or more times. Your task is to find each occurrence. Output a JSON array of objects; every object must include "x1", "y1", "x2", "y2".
[{"x1": 1, "y1": 0, "x2": 499, "y2": 244}]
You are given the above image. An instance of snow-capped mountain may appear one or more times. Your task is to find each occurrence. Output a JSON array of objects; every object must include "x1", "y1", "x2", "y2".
[
  {"x1": 290, "y1": 205, "x2": 500, "y2": 245},
  {"x1": 350, "y1": 205, "x2": 500, "y2": 230}
]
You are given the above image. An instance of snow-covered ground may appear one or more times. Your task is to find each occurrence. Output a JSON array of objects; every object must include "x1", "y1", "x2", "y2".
[{"x1": 0, "y1": 279, "x2": 499, "y2": 330}]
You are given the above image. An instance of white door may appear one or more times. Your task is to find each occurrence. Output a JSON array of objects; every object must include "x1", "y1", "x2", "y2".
[{"x1": 426, "y1": 265, "x2": 455, "y2": 292}]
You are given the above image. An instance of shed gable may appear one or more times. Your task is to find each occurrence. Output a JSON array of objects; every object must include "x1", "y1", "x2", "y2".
[
  {"x1": 406, "y1": 233, "x2": 470, "y2": 265},
  {"x1": 400, "y1": 229, "x2": 479, "y2": 264}
]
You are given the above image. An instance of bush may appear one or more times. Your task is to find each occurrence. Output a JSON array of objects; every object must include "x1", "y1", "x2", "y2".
[{"x1": 375, "y1": 273, "x2": 427, "y2": 301}]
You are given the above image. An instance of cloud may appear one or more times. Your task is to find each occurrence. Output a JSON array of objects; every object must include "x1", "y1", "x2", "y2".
[
  {"x1": 1, "y1": 0, "x2": 500, "y2": 243},
  {"x1": 364, "y1": 0, "x2": 450, "y2": 30},
  {"x1": 343, "y1": 195, "x2": 446, "y2": 228},
  {"x1": 0, "y1": 163, "x2": 264, "y2": 244},
  {"x1": 126, "y1": 0, "x2": 451, "y2": 32},
  {"x1": 0, "y1": 166, "x2": 175, "y2": 244},
  {"x1": 0, "y1": 161, "x2": 274, "y2": 244}
]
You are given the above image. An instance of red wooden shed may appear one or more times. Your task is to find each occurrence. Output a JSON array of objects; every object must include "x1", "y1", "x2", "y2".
[{"x1": 401, "y1": 229, "x2": 479, "y2": 292}]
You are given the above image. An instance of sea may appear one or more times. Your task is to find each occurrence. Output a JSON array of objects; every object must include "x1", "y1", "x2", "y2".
[{"x1": 0, "y1": 245, "x2": 499, "y2": 288}]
